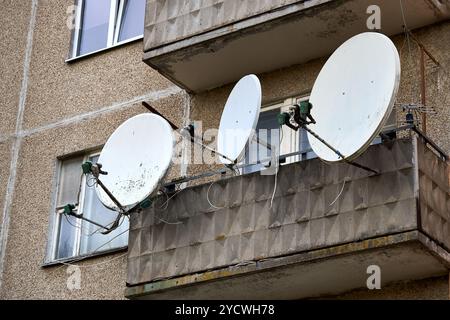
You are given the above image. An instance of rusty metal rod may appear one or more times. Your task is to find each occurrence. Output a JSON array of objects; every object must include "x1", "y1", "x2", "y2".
[
  {"x1": 142, "y1": 101, "x2": 179, "y2": 130},
  {"x1": 420, "y1": 47, "x2": 427, "y2": 134},
  {"x1": 253, "y1": 135, "x2": 272, "y2": 151},
  {"x1": 143, "y1": 101, "x2": 236, "y2": 163},
  {"x1": 162, "y1": 149, "x2": 309, "y2": 188},
  {"x1": 407, "y1": 30, "x2": 440, "y2": 67},
  {"x1": 412, "y1": 126, "x2": 448, "y2": 161},
  {"x1": 96, "y1": 178, "x2": 126, "y2": 213},
  {"x1": 65, "y1": 211, "x2": 110, "y2": 231},
  {"x1": 301, "y1": 125, "x2": 378, "y2": 175}
]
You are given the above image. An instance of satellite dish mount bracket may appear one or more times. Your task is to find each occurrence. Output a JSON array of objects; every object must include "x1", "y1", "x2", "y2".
[{"x1": 278, "y1": 101, "x2": 378, "y2": 175}]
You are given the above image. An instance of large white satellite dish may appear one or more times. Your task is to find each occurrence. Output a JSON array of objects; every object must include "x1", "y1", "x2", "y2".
[
  {"x1": 96, "y1": 113, "x2": 174, "y2": 211},
  {"x1": 308, "y1": 32, "x2": 401, "y2": 162},
  {"x1": 217, "y1": 74, "x2": 262, "y2": 165}
]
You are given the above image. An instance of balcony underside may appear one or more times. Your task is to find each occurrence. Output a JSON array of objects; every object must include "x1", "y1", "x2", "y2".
[
  {"x1": 126, "y1": 231, "x2": 449, "y2": 299},
  {"x1": 143, "y1": 0, "x2": 450, "y2": 92}
]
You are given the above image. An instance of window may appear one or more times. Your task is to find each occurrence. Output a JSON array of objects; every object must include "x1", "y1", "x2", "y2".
[
  {"x1": 48, "y1": 152, "x2": 128, "y2": 262},
  {"x1": 116, "y1": 0, "x2": 146, "y2": 43},
  {"x1": 243, "y1": 94, "x2": 398, "y2": 175},
  {"x1": 243, "y1": 96, "x2": 315, "y2": 175},
  {"x1": 70, "y1": 0, "x2": 146, "y2": 59}
]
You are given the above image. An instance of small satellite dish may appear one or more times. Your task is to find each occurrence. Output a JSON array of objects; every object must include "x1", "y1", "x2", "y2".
[
  {"x1": 96, "y1": 114, "x2": 174, "y2": 211},
  {"x1": 217, "y1": 74, "x2": 262, "y2": 165},
  {"x1": 308, "y1": 32, "x2": 401, "y2": 162}
]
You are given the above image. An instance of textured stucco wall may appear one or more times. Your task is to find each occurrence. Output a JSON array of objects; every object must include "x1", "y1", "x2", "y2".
[
  {"x1": 0, "y1": 101, "x2": 186, "y2": 300},
  {"x1": 0, "y1": 0, "x2": 31, "y2": 138},
  {"x1": 0, "y1": 0, "x2": 187, "y2": 299},
  {"x1": 22, "y1": 0, "x2": 174, "y2": 131},
  {"x1": 0, "y1": 0, "x2": 33, "y2": 230},
  {"x1": 0, "y1": 0, "x2": 449, "y2": 300},
  {"x1": 1, "y1": 103, "x2": 167, "y2": 299},
  {"x1": 0, "y1": 141, "x2": 13, "y2": 229},
  {"x1": 394, "y1": 21, "x2": 450, "y2": 154}
]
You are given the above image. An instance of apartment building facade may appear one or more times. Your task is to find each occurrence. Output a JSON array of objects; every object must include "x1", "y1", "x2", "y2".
[{"x1": 0, "y1": 0, "x2": 449, "y2": 299}]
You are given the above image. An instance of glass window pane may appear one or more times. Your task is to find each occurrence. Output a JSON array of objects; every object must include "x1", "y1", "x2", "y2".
[
  {"x1": 56, "y1": 213, "x2": 78, "y2": 259},
  {"x1": 299, "y1": 129, "x2": 316, "y2": 160},
  {"x1": 78, "y1": 0, "x2": 112, "y2": 56},
  {"x1": 79, "y1": 156, "x2": 129, "y2": 255},
  {"x1": 56, "y1": 156, "x2": 83, "y2": 208},
  {"x1": 244, "y1": 109, "x2": 280, "y2": 174},
  {"x1": 118, "y1": 0, "x2": 146, "y2": 42},
  {"x1": 55, "y1": 156, "x2": 83, "y2": 259}
]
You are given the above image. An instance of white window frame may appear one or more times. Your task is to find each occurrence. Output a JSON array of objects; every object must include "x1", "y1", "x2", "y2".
[
  {"x1": 278, "y1": 95, "x2": 314, "y2": 164},
  {"x1": 113, "y1": 0, "x2": 144, "y2": 46},
  {"x1": 248, "y1": 93, "x2": 395, "y2": 174},
  {"x1": 242, "y1": 95, "x2": 313, "y2": 174},
  {"x1": 46, "y1": 150, "x2": 127, "y2": 264},
  {"x1": 68, "y1": 0, "x2": 144, "y2": 61}
]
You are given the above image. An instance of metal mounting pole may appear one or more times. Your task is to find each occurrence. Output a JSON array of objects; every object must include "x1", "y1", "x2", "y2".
[
  {"x1": 412, "y1": 125, "x2": 448, "y2": 162},
  {"x1": 143, "y1": 101, "x2": 237, "y2": 164},
  {"x1": 253, "y1": 134, "x2": 272, "y2": 150},
  {"x1": 82, "y1": 162, "x2": 127, "y2": 234},
  {"x1": 406, "y1": 29, "x2": 442, "y2": 135},
  {"x1": 420, "y1": 47, "x2": 427, "y2": 134},
  {"x1": 90, "y1": 167, "x2": 126, "y2": 214},
  {"x1": 62, "y1": 204, "x2": 123, "y2": 235},
  {"x1": 301, "y1": 125, "x2": 378, "y2": 175},
  {"x1": 162, "y1": 149, "x2": 308, "y2": 188},
  {"x1": 188, "y1": 135, "x2": 237, "y2": 164},
  {"x1": 93, "y1": 177, "x2": 127, "y2": 234},
  {"x1": 65, "y1": 210, "x2": 110, "y2": 231},
  {"x1": 142, "y1": 101, "x2": 179, "y2": 130}
]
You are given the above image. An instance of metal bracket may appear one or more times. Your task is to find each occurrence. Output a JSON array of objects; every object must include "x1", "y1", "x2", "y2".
[
  {"x1": 62, "y1": 204, "x2": 120, "y2": 234},
  {"x1": 301, "y1": 125, "x2": 379, "y2": 175}
]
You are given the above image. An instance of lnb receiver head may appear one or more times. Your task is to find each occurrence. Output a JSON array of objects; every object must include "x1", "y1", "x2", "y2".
[
  {"x1": 277, "y1": 112, "x2": 291, "y2": 126},
  {"x1": 63, "y1": 203, "x2": 76, "y2": 215},
  {"x1": 82, "y1": 161, "x2": 93, "y2": 174}
]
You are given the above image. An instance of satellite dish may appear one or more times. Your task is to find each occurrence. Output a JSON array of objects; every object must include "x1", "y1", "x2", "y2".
[
  {"x1": 217, "y1": 74, "x2": 262, "y2": 165},
  {"x1": 308, "y1": 32, "x2": 401, "y2": 162},
  {"x1": 96, "y1": 114, "x2": 174, "y2": 211}
]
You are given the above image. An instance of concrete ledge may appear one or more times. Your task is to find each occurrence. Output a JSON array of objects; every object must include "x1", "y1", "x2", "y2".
[
  {"x1": 125, "y1": 231, "x2": 449, "y2": 299},
  {"x1": 143, "y1": 0, "x2": 450, "y2": 92}
]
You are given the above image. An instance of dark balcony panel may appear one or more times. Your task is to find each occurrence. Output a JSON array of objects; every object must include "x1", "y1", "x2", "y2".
[
  {"x1": 143, "y1": 0, "x2": 450, "y2": 92},
  {"x1": 144, "y1": 0, "x2": 303, "y2": 50},
  {"x1": 417, "y1": 139, "x2": 450, "y2": 251},
  {"x1": 125, "y1": 137, "x2": 450, "y2": 299},
  {"x1": 126, "y1": 232, "x2": 448, "y2": 299}
]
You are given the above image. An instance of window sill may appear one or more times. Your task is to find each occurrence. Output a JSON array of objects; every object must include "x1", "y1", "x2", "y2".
[
  {"x1": 65, "y1": 35, "x2": 143, "y2": 63},
  {"x1": 41, "y1": 246, "x2": 128, "y2": 268}
]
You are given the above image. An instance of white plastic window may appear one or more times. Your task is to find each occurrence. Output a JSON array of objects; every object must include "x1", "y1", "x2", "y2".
[
  {"x1": 242, "y1": 94, "x2": 397, "y2": 175},
  {"x1": 243, "y1": 96, "x2": 315, "y2": 175},
  {"x1": 51, "y1": 152, "x2": 129, "y2": 261},
  {"x1": 71, "y1": 0, "x2": 146, "y2": 59},
  {"x1": 116, "y1": 0, "x2": 146, "y2": 43}
]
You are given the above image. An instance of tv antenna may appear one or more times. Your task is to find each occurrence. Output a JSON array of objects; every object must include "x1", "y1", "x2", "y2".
[{"x1": 395, "y1": 102, "x2": 437, "y2": 126}]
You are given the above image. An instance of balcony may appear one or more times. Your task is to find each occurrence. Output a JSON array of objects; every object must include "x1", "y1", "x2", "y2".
[
  {"x1": 143, "y1": 0, "x2": 450, "y2": 92},
  {"x1": 125, "y1": 137, "x2": 450, "y2": 299}
]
